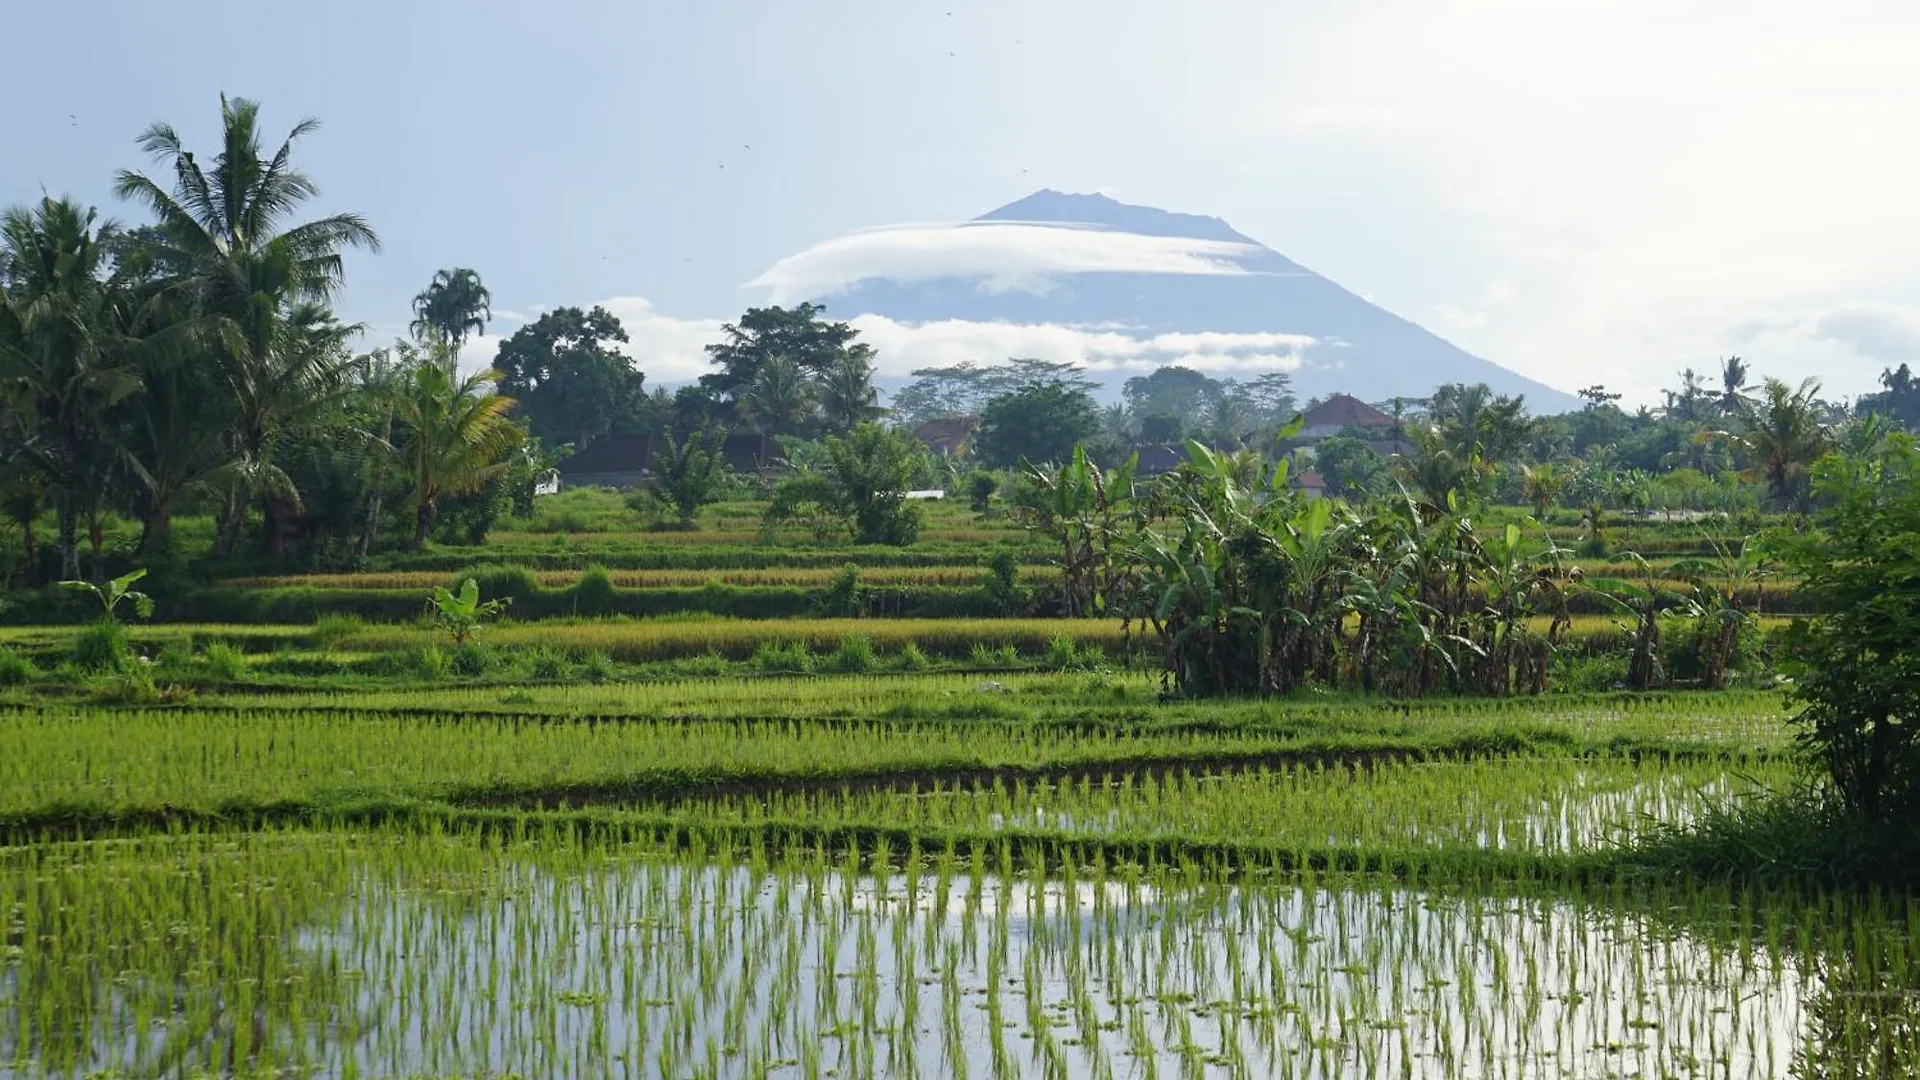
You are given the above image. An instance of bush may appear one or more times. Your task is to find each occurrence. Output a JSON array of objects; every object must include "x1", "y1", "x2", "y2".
[
  {"x1": 752, "y1": 640, "x2": 814, "y2": 674},
  {"x1": 413, "y1": 644, "x2": 453, "y2": 680},
  {"x1": 311, "y1": 613, "x2": 364, "y2": 652},
  {"x1": 0, "y1": 649, "x2": 38, "y2": 686},
  {"x1": 982, "y1": 552, "x2": 1027, "y2": 616},
  {"x1": 71, "y1": 620, "x2": 131, "y2": 673},
  {"x1": 817, "y1": 564, "x2": 863, "y2": 618},
  {"x1": 522, "y1": 646, "x2": 572, "y2": 680},
  {"x1": 570, "y1": 566, "x2": 619, "y2": 616},
  {"x1": 451, "y1": 642, "x2": 498, "y2": 677},
  {"x1": 200, "y1": 642, "x2": 248, "y2": 682},
  {"x1": 823, "y1": 634, "x2": 876, "y2": 674},
  {"x1": 966, "y1": 471, "x2": 1000, "y2": 514},
  {"x1": 1659, "y1": 614, "x2": 1761, "y2": 686},
  {"x1": 894, "y1": 641, "x2": 931, "y2": 672},
  {"x1": 469, "y1": 564, "x2": 543, "y2": 604},
  {"x1": 580, "y1": 649, "x2": 617, "y2": 683},
  {"x1": 968, "y1": 641, "x2": 1021, "y2": 669}
]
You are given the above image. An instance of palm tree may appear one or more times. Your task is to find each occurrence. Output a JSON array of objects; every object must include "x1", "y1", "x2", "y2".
[
  {"x1": 1706, "y1": 376, "x2": 1830, "y2": 510},
  {"x1": 737, "y1": 352, "x2": 814, "y2": 464},
  {"x1": 0, "y1": 197, "x2": 142, "y2": 579},
  {"x1": 114, "y1": 95, "x2": 378, "y2": 554},
  {"x1": 817, "y1": 353, "x2": 884, "y2": 433},
  {"x1": 410, "y1": 268, "x2": 491, "y2": 351},
  {"x1": 1718, "y1": 355, "x2": 1751, "y2": 417},
  {"x1": 1519, "y1": 462, "x2": 1570, "y2": 520},
  {"x1": 391, "y1": 349, "x2": 523, "y2": 547}
]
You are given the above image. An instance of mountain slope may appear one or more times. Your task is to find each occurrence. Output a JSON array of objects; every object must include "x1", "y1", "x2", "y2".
[{"x1": 820, "y1": 190, "x2": 1579, "y2": 413}]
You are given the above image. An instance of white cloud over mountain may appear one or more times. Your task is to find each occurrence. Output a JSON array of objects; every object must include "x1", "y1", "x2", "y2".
[
  {"x1": 454, "y1": 296, "x2": 1311, "y2": 386},
  {"x1": 746, "y1": 221, "x2": 1269, "y2": 304}
]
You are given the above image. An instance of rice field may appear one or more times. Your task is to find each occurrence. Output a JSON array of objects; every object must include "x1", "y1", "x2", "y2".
[{"x1": 5, "y1": 825, "x2": 1915, "y2": 1078}]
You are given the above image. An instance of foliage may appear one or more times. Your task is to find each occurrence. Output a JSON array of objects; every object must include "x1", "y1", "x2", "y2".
[
  {"x1": 391, "y1": 348, "x2": 525, "y2": 547},
  {"x1": 410, "y1": 268, "x2": 491, "y2": 350},
  {"x1": 651, "y1": 427, "x2": 729, "y2": 522},
  {"x1": 1775, "y1": 436, "x2": 1920, "y2": 823},
  {"x1": 489, "y1": 305, "x2": 642, "y2": 449},
  {"x1": 765, "y1": 424, "x2": 923, "y2": 545},
  {"x1": 427, "y1": 577, "x2": 511, "y2": 645},
  {"x1": 701, "y1": 302, "x2": 874, "y2": 401},
  {"x1": 1312, "y1": 435, "x2": 1388, "y2": 500},
  {"x1": 974, "y1": 382, "x2": 1103, "y2": 470},
  {"x1": 965, "y1": 470, "x2": 1000, "y2": 514},
  {"x1": 817, "y1": 563, "x2": 863, "y2": 617},
  {"x1": 59, "y1": 568, "x2": 155, "y2": 623}
]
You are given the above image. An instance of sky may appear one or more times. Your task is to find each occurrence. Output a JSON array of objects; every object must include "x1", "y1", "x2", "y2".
[{"x1": 6, "y1": 0, "x2": 1920, "y2": 408}]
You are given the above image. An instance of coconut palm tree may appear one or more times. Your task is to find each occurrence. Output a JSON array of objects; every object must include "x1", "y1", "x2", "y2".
[
  {"x1": 1718, "y1": 355, "x2": 1751, "y2": 417},
  {"x1": 1706, "y1": 376, "x2": 1831, "y2": 510},
  {"x1": 114, "y1": 95, "x2": 378, "y2": 553},
  {"x1": 1519, "y1": 462, "x2": 1570, "y2": 520},
  {"x1": 737, "y1": 352, "x2": 815, "y2": 464},
  {"x1": 0, "y1": 197, "x2": 142, "y2": 579},
  {"x1": 818, "y1": 353, "x2": 884, "y2": 433},
  {"x1": 410, "y1": 268, "x2": 491, "y2": 351},
  {"x1": 391, "y1": 348, "x2": 523, "y2": 547}
]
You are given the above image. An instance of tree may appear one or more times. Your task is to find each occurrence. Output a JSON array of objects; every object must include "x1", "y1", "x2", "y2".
[
  {"x1": 489, "y1": 305, "x2": 642, "y2": 449},
  {"x1": 974, "y1": 382, "x2": 1102, "y2": 469},
  {"x1": 1718, "y1": 355, "x2": 1751, "y2": 416},
  {"x1": 410, "y1": 268, "x2": 491, "y2": 352},
  {"x1": 1426, "y1": 383, "x2": 1533, "y2": 468},
  {"x1": 1857, "y1": 363, "x2": 1920, "y2": 431},
  {"x1": 651, "y1": 427, "x2": 729, "y2": 522},
  {"x1": 1122, "y1": 366, "x2": 1222, "y2": 432},
  {"x1": 1519, "y1": 462, "x2": 1571, "y2": 519},
  {"x1": 1312, "y1": 435, "x2": 1387, "y2": 500},
  {"x1": 1708, "y1": 376, "x2": 1831, "y2": 510},
  {"x1": 0, "y1": 197, "x2": 144, "y2": 579},
  {"x1": 1243, "y1": 371, "x2": 1297, "y2": 428},
  {"x1": 1777, "y1": 436, "x2": 1920, "y2": 823},
  {"x1": 702, "y1": 303, "x2": 873, "y2": 401},
  {"x1": 391, "y1": 349, "x2": 524, "y2": 547},
  {"x1": 737, "y1": 352, "x2": 816, "y2": 451},
  {"x1": 1665, "y1": 368, "x2": 1711, "y2": 423},
  {"x1": 114, "y1": 95, "x2": 379, "y2": 556},
  {"x1": 765, "y1": 423, "x2": 922, "y2": 545},
  {"x1": 818, "y1": 352, "x2": 885, "y2": 433}
]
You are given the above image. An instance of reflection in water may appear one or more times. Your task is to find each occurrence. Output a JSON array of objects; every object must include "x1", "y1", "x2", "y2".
[{"x1": 0, "y1": 830, "x2": 1914, "y2": 1077}]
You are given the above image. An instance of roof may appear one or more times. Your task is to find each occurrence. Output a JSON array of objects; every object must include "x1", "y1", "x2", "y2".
[
  {"x1": 1296, "y1": 470, "x2": 1327, "y2": 490},
  {"x1": 1301, "y1": 393, "x2": 1395, "y2": 429},
  {"x1": 1129, "y1": 444, "x2": 1184, "y2": 474}
]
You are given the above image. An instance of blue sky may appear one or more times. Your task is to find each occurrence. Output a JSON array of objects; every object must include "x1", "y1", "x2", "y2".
[{"x1": 7, "y1": 0, "x2": 1918, "y2": 405}]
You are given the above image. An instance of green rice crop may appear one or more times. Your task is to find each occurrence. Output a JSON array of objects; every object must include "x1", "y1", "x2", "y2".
[{"x1": 4, "y1": 826, "x2": 1913, "y2": 1078}]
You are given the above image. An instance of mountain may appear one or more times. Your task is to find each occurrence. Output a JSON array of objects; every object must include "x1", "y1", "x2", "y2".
[{"x1": 819, "y1": 190, "x2": 1580, "y2": 413}]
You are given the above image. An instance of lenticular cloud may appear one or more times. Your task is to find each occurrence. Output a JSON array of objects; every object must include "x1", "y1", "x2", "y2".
[{"x1": 748, "y1": 221, "x2": 1266, "y2": 303}]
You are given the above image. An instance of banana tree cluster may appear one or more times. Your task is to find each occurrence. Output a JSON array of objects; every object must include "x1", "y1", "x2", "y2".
[{"x1": 1012, "y1": 446, "x2": 1137, "y2": 618}]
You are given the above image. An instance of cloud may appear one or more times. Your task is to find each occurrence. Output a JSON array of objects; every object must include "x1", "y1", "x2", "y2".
[
  {"x1": 1809, "y1": 302, "x2": 1920, "y2": 361},
  {"x1": 452, "y1": 298, "x2": 1315, "y2": 386},
  {"x1": 747, "y1": 221, "x2": 1267, "y2": 303},
  {"x1": 1434, "y1": 276, "x2": 1516, "y2": 331},
  {"x1": 847, "y1": 315, "x2": 1312, "y2": 378}
]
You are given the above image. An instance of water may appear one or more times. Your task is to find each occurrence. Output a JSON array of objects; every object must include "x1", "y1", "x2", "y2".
[{"x1": 5, "y1": 832, "x2": 1909, "y2": 1078}]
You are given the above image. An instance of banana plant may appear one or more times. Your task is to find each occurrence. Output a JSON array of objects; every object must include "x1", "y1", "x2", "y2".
[
  {"x1": 1588, "y1": 551, "x2": 1699, "y2": 690},
  {"x1": 59, "y1": 567, "x2": 154, "y2": 624},
  {"x1": 427, "y1": 577, "x2": 511, "y2": 645},
  {"x1": 1669, "y1": 531, "x2": 1770, "y2": 688}
]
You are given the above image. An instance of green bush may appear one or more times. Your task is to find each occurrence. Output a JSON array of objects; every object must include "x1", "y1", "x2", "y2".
[
  {"x1": 522, "y1": 646, "x2": 572, "y2": 680},
  {"x1": 894, "y1": 641, "x2": 931, "y2": 672},
  {"x1": 450, "y1": 642, "x2": 498, "y2": 677},
  {"x1": 752, "y1": 640, "x2": 814, "y2": 674},
  {"x1": 968, "y1": 641, "x2": 1021, "y2": 669},
  {"x1": 823, "y1": 634, "x2": 876, "y2": 674},
  {"x1": 469, "y1": 564, "x2": 543, "y2": 604},
  {"x1": 580, "y1": 649, "x2": 617, "y2": 683},
  {"x1": 413, "y1": 644, "x2": 453, "y2": 680},
  {"x1": 570, "y1": 565, "x2": 619, "y2": 616},
  {"x1": 200, "y1": 642, "x2": 248, "y2": 682},
  {"x1": 817, "y1": 564, "x2": 863, "y2": 618},
  {"x1": 71, "y1": 620, "x2": 131, "y2": 673},
  {"x1": 310, "y1": 613, "x2": 364, "y2": 652},
  {"x1": 0, "y1": 649, "x2": 38, "y2": 686}
]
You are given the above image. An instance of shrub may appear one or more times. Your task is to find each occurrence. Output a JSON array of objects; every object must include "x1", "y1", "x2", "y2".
[
  {"x1": 968, "y1": 641, "x2": 1021, "y2": 669},
  {"x1": 199, "y1": 642, "x2": 249, "y2": 682},
  {"x1": 522, "y1": 646, "x2": 572, "y2": 680},
  {"x1": 71, "y1": 620, "x2": 131, "y2": 673},
  {"x1": 469, "y1": 564, "x2": 543, "y2": 604},
  {"x1": 894, "y1": 641, "x2": 931, "y2": 672},
  {"x1": 823, "y1": 634, "x2": 876, "y2": 674},
  {"x1": 1046, "y1": 634, "x2": 1080, "y2": 671},
  {"x1": 966, "y1": 470, "x2": 1000, "y2": 514},
  {"x1": 570, "y1": 566, "x2": 619, "y2": 616},
  {"x1": 0, "y1": 649, "x2": 37, "y2": 686},
  {"x1": 413, "y1": 644, "x2": 453, "y2": 680},
  {"x1": 450, "y1": 642, "x2": 498, "y2": 677},
  {"x1": 752, "y1": 640, "x2": 814, "y2": 674},
  {"x1": 982, "y1": 552, "x2": 1026, "y2": 616},
  {"x1": 817, "y1": 564, "x2": 863, "y2": 618},
  {"x1": 580, "y1": 649, "x2": 617, "y2": 683},
  {"x1": 310, "y1": 613, "x2": 364, "y2": 652}
]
